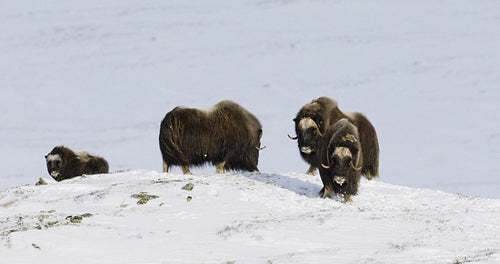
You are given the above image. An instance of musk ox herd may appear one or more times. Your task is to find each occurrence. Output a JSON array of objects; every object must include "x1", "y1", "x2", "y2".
[{"x1": 44, "y1": 96, "x2": 379, "y2": 202}]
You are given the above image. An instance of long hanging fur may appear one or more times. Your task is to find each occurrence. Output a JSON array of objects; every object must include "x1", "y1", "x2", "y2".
[
  {"x1": 318, "y1": 119, "x2": 362, "y2": 200},
  {"x1": 159, "y1": 100, "x2": 264, "y2": 174}
]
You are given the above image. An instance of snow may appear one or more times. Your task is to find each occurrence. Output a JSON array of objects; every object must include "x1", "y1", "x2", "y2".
[
  {"x1": 1, "y1": 0, "x2": 500, "y2": 262},
  {"x1": 1, "y1": 171, "x2": 499, "y2": 263}
]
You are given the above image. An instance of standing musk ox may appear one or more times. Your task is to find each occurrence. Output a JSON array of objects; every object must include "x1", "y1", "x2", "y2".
[
  {"x1": 289, "y1": 96, "x2": 379, "y2": 179},
  {"x1": 45, "y1": 146, "x2": 109, "y2": 181},
  {"x1": 159, "y1": 100, "x2": 265, "y2": 175},
  {"x1": 318, "y1": 119, "x2": 362, "y2": 201}
]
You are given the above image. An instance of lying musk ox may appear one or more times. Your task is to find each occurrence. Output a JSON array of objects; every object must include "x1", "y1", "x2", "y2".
[
  {"x1": 159, "y1": 100, "x2": 264, "y2": 175},
  {"x1": 289, "y1": 96, "x2": 379, "y2": 179},
  {"x1": 318, "y1": 118, "x2": 362, "y2": 201},
  {"x1": 45, "y1": 146, "x2": 109, "y2": 181}
]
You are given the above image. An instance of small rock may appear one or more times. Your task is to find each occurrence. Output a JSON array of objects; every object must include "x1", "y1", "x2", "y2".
[
  {"x1": 66, "y1": 215, "x2": 83, "y2": 223},
  {"x1": 181, "y1": 183, "x2": 194, "y2": 191},
  {"x1": 35, "y1": 178, "x2": 47, "y2": 186},
  {"x1": 187, "y1": 196, "x2": 192, "y2": 202},
  {"x1": 32, "y1": 243, "x2": 41, "y2": 250},
  {"x1": 131, "y1": 192, "x2": 159, "y2": 205},
  {"x1": 137, "y1": 198, "x2": 149, "y2": 205}
]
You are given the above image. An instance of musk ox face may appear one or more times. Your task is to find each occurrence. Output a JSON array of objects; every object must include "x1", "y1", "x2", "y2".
[
  {"x1": 45, "y1": 154, "x2": 63, "y2": 179},
  {"x1": 322, "y1": 145, "x2": 359, "y2": 186},
  {"x1": 293, "y1": 117, "x2": 323, "y2": 155}
]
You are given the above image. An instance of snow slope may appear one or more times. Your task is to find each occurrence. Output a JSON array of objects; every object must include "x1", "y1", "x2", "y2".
[
  {"x1": 1, "y1": 1, "x2": 499, "y2": 198},
  {"x1": 1, "y1": 171, "x2": 499, "y2": 263}
]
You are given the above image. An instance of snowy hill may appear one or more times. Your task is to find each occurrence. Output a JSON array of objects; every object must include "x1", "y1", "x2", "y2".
[{"x1": 1, "y1": 171, "x2": 499, "y2": 263}]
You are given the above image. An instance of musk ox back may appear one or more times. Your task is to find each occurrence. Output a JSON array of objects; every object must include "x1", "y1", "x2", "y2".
[
  {"x1": 45, "y1": 146, "x2": 109, "y2": 181},
  {"x1": 289, "y1": 96, "x2": 379, "y2": 179},
  {"x1": 159, "y1": 100, "x2": 264, "y2": 174},
  {"x1": 318, "y1": 119, "x2": 362, "y2": 202}
]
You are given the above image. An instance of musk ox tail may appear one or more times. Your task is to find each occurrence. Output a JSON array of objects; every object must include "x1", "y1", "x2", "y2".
[{"x1": 159, "y1": 110, "x2": 189, "y2": 168}]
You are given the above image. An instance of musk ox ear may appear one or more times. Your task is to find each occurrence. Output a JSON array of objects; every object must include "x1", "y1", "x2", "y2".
[
  {"x1": 44, "y1": 155, "x2": 48, "y2": 159},
  {"x1": 292, "y1": 117, "x2": 298, "y2": 123}
]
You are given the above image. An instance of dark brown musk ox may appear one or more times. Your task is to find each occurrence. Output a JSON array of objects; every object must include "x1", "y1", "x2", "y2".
[
  {"x1": 159, "y1": 100, "x2": 265, "y2": 175},
  {"x1": 318, "y1": 118, "x2": 362, "y2": 202},
  {"x1": 288, "y1": 96, "x2": 379, "y2": 179},
  {"x1": 45, "y1": 146, "x2": 109, "y2": 181}
]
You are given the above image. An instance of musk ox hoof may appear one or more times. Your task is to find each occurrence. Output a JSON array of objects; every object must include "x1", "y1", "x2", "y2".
[{"x1": 343, "y1": 195, "x2": 353, "y2": 203}]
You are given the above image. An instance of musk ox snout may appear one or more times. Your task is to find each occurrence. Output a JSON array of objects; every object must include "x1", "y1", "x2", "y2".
[{"x1": 300, "y1": 146, "x2": 313, "y2": 154}]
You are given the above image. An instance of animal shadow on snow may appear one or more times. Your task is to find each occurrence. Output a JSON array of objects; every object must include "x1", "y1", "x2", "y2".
[{"x1": 242, "y1": 172, "x2": 321, "y2": 199}]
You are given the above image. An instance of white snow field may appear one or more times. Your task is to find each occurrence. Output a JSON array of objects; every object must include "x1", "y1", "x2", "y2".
[
  {"x1": 1, "y1": 171, "x2": 499, "y2": 263},
  {"x1": 1, "y1": 0, "x2": 500, "y2": 262}
]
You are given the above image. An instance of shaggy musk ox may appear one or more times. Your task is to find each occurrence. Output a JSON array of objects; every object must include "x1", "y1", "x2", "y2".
[
  {"x1": 45, "y1": 146, "x2": 109, "y2": 181},
  {"x1": 289, "y1": 96, "x2": 379, "y2": 179},
  {"x1": 318, "y1": 119, "x2": 362, "y2": 201},
  {"x1": 159, "y1": 100, "x2": 264, "y2": 175}
]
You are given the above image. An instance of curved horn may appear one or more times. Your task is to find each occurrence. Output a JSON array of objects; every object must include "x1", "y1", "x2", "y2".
[
  {"x1": 321, "y1": 163, "x2": 331, "y2": 169},
  {"x1": 256, "y1": 145, "x2": 267, "y2": 150},
  {"x1": 350, "y1": 161, "x2": 362, "y2": 171},
  {"x1": 288, "y1": 134, "x2": 298, "y2": 140}
]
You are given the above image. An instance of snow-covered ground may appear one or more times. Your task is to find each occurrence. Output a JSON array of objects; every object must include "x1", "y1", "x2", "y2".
[
  {"x1": 1, "y1": 1, "x2": 500, "y2": 261},
  {"x1": 1, "y1": 171, "x2": 499, "y2": 263}
]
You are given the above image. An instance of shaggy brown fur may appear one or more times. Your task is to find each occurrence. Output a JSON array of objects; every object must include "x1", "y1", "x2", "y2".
[
  {"x1": 159, "y1": 100, "x2": 264, "y2": 174},
  {"x1": 318, "y1": 119, "x2": 362, "y2": 201},
  {"x1": 45, "y1": 146, "x2": 109, "y2": 181},
  {"x1": 290, "y1": 96, "x2": 379, "y2": 179}
]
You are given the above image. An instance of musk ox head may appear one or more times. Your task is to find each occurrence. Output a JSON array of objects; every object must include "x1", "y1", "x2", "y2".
[
  {"x1": 321, "y1": 142, "x2": 361, "y2": 186},
  {"x1": 289, "y1": 98, "x2": 336, "y2": 167},
  {"x1": 45, "y1": 153, "x2": 63, "y2": 179},
  {"x1": 290, "y1": 117, "x2": 323, "y2": 156}
]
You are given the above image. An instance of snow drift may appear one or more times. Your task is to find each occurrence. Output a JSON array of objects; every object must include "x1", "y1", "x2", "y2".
[{"x1": 1, "y1": 171, "x2": 499, "y2": 263}]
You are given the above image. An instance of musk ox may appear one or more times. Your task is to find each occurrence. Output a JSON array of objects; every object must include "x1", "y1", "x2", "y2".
[
  {"x1": 159, "y1": 100, "x2": 264, "y2": 175},
  {"x1": 45, "y1": 146, "x2": 109, "y2": 181},
  {"x1": 318, "y1": 119, "x2": 362, "y2": 202},
  {"x1": 289, "y1": 96, "x2": 379, "y2": 179}
]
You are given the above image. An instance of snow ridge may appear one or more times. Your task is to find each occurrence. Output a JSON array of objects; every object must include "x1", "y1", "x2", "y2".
[{"x1": 1, "y1": 170, "x2": 499, "y2": 263}]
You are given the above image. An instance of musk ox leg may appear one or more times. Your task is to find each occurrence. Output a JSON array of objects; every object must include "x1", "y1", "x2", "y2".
[
  {"x1": 318, "y1": 186, "x2": 325, "y2": 197},
  {"x1": 162, "y1": 161, "x2": 169, "y2": 173},
  {"x1": 322, "y1": 186, "x2": 333, "y2": 199},
  {"x1": 181, "y1": 165, "x2": 192, "y2": 175},
  {"x1": 343, "y1": 194, "x2": 352, "y2": 203},
  {"x1": 365, "y1": 172, "x2": 373, "y2": 181},
  {"x1": 215, "y1": 161, "x2": 226, "y2": 174},
  {"x1": 306, "y1": 165, "x2": 317, "y2": 175}
]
